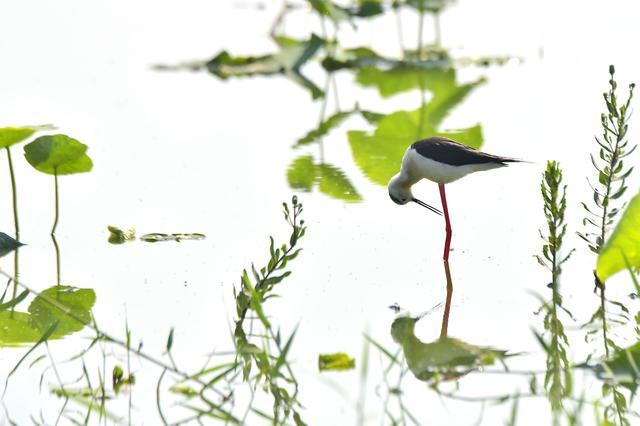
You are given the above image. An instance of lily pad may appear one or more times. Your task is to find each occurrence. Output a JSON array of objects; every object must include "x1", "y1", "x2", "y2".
[
  {"x1": 140, "y1": 233, "x2": 206, "y2": 243},
  {"x1": 0, "y1": 286, "x2": 96, "y2": 346},
  {"x1": 318, "y1": 352, "x2": 356, "y2": 371},
  {"x1": 0, "y1": 125, "x2": 55, "y2": 149},
  {"x1": 597, "y1": 192, "x2": 640, "y2": 281},
  {"x1": 391, "y1": 316, "x2": 509, "y2": 381},
  {"x1": 108, "y1": 226, "x2": 136, "y2": 244},
  {"x1": 24, "y1": 134, "x2": 93, "y2": 175}
]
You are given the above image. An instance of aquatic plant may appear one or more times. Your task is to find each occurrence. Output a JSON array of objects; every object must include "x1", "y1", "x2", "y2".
[
  {"x1": 579, "y1": 66, "x2": 635, "y2": 256},
  {"x1": 0, "y1": 125, "x2": 53, "y2": 237},
  {"x1": 534, "y1": 161, "x2": 573, "y2": 417},
  {"x1": 579, "y1": 66, "x2": 636, "y2": 426},
  {"x1": 23, "y1": 134, "x2": 93, "y2": 234}
]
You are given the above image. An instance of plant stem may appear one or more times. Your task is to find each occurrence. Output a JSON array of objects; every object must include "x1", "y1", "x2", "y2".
[
  {"x1": 52, "y1": 171, "x2": 59, "y2": 235},
  {"x1": 0, "y1": 268, "x2": 228, "y2": 399},
  {"x1": 6, "y1": 148, "x2": 19, "y2": 238},
  {"x1": 52, "y1": 234, "x2": 61, "y2": 287}
]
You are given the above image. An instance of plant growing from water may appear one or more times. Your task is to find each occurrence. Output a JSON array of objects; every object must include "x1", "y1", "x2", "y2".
[
  {"x1": 23, "y1": 134, "x2": 93, "y2": 234},
  {"x1": 534, "y1": 161, "x2": 574, "y2": 420},
  {"x1": 0, "y1": 125, "x2": 53, "y2": 237}
]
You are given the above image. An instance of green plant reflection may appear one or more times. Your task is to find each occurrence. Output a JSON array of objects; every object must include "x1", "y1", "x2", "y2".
[{"x1": 0, "y1": 285, "x2": 96, "y2": 347}]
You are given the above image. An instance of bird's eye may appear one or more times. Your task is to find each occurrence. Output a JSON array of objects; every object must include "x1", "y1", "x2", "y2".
[{"x1": 401, "y1": 198, "x2": 406, "y2": 202}]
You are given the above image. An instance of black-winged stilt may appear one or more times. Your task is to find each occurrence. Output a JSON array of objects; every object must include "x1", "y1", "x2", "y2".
[{"x1": 388, "y1": 136, "x2": 521, "y2": 263}]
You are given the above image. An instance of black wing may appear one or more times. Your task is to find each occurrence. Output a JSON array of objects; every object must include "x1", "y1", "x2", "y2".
[{"x1": 411, "y1": 137, "x2": 519, "y2": 166}]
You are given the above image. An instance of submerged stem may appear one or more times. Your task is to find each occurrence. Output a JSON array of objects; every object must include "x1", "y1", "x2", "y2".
[
  {"x1": 52, "y1": 171, "x2": 59, "y2": 235},
  {"x1": 52, "y1": 234, "x2": 61, "y2": 287},
  {"x1": 6, "y1": 148, "x2": 19, "y2": 238}
]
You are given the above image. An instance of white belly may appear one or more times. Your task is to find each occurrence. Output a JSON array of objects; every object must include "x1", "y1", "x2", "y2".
[{"x1": 403, "y1": 148, "x2": 505, "y2": 184}]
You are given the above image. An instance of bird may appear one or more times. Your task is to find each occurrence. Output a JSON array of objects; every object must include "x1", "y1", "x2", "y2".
[{"x1": 388, "y1": 136, "x2": 521, "y2": 263}]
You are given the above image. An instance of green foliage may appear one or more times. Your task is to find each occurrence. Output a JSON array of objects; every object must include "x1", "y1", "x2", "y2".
[
  {"x1": 318, "y1": 352, "x2": 356, "y2": 371},
  {"x1": 112, "y1": 364, "x2": 135, "y2": 394},
  {"x1": 536, "y1": 161, "x2": 573, "y2": 286},
  {"x1": 107, "y1": 225, "x2": 136, "y2": 244},
  {"x1": 0, "y1": 286, "x2": 95, "y2": 346},
  {"x1": 535, "y1": 161, "x2": 573, "y2": 413},
  {"x1": 287, "y1": 155, "x2": 362, "y2": 201},
  {"x1": 24, "y1": 134, "x2": 93, "y2": 175},
  {"x1": 0, "y1": 127, "x2": 36, "y2": 149},
  {"x1": 597, "y1": 192, "x2": 640, "y2": 281},
  {"x1": 0, "y1": 125, "x2": 54, "y2": 148},
  {"x1": 229, "y1": 196, "x2": 307, "y2": 425},
  {"x1": 205, "y1": 35, "x2": 325, "y2": 99},
  {"x1": 579, "y1": 66, "x2": 635, "y2": 254},
  {"x1": 348, "y1": 68, "x2": 484, "y2": 185},
  {"x1": 140, "y1": 232, "x2": 206, "y2": 243}
]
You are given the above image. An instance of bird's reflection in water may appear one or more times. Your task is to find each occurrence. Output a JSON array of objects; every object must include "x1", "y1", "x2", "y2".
[
  {"x1": 392, "y1": 258, "x2": 509, "y2": 383},
  {"x1": 440, "y1": 259, "x2": 453, "y2": 337},
  {"x1": 391, "y1": 314, "x2": 509, "y2": 383}
]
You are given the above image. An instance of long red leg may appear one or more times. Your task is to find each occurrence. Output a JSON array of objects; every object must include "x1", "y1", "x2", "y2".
[{"x1": 438, "y1": 183, "x2": 452, "y2": 262}]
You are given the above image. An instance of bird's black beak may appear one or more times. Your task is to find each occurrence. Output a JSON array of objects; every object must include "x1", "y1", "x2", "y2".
[{"x1": 412, "y1": 198, "x2": 442, "y2": 215}]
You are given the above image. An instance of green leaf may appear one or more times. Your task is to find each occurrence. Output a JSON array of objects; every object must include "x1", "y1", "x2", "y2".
[
  {"x1": 316, "y1": 164, "x2": 362, "y2": 202},
  {"x1": 318, "y1": 352, "x2": 356, "y2": 371},
  {"x1": 597, "y1": 192, "x2": 640, "y2": 281},
  {"x1": 287, "y1": 156, "x2": 361, "y2": 201},
  {"x1": 24, "y1": 134, "x2": 93, "y2": 175},
  {"x1": 294, "y1": 110, "x2": 355, "y2": 147},
  {"x1": 0, "y1": 127, "x2": 36, "y2": 149},
  {"x1": 0, "y1": 290, "x2": 29, "y2": 311},
  {"x1": 287, "y1": 156, "x2": 316, "y2": 191},
  {"x1": 595, "y1": 341, "x2": 640, "y2": 392},
  {"x1": 28, "y1": 286, "x2": 96, "y2": 339}
]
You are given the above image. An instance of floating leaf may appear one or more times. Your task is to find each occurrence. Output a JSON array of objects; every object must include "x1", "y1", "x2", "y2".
[
  {"x1": 0, "y1": 286, "x2": 95, "y2": 346},
  {"x1": 107, "y1": 226, "x2": 136, "y2": 244},
  {"x1": 140, "y1": 233, "x2": 206, "y2": 243},
  {"x1": 28, "y1": 286, "x2": 96, "y2": 339},
  {"x1": 391, "y1": 316, "x2": 510, "y2": 381},
  {"x1": 0, "y1": 127, "x2": 36, "y2": 149},
  {"x1": 0, "y1": 125, "x2": 55, "y2": 149},
  {"x1": 23, "y1": 134, "x2": 93, "y2": 175},
  {"x1": 0, "y1": 232, "x2": 24, "y2": 258},
  {"x1": 318, "y1": 352, "x2": 356, "y2": 371},
  {"x1": 596, "y1": 192, "x2": 640, "y2": 281}
]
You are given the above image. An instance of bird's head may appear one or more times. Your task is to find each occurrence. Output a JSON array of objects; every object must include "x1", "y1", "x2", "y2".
[
  {"x1": 388, "y1": 175, "x2": 442, "y2": 215},
  {"x1": 388, "y1": 183, "x2": 413, "y2": 206}
]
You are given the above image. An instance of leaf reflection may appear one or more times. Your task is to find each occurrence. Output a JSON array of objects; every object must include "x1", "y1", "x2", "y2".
[{"x1": 0, "y1": 286, "x2": 96, "y2": 347}]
